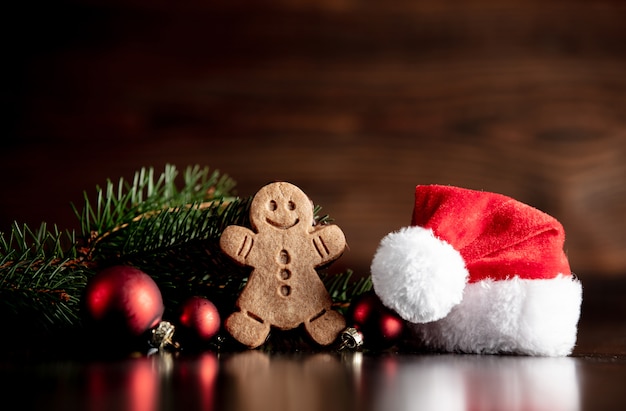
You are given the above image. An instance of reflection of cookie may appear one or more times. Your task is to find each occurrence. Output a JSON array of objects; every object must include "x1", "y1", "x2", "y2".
[{"x1": 220, "y1": 182, "x2": 347, "y2": 348}]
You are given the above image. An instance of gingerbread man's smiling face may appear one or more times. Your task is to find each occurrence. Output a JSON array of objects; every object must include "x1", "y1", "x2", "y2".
[{"x1": 250, "y1": 182, "x2": 314, "y2": 231}]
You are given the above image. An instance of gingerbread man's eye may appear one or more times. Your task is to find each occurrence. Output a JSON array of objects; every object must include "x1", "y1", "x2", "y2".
[
  {"x1": 269, "y1": 200, "x2": 277, "y2": 211},
  {"x1": 287, "y1": 201, "x2": 296, "y2": 210}
]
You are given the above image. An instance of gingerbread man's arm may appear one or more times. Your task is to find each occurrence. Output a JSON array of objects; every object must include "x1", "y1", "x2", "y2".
[
  {"x1": 220, "y1": 225, "x2": 257, "y2": 266},
  {"x1": 310, "y1": 224, "x2": 346, "y2": 267}
]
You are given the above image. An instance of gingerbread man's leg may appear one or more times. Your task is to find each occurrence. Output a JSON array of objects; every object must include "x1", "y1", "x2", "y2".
[
  {"x1": 304, "y1": 309, "x2": 346, "y2": 346},
  {"x1": 225, "y1": 310, "x2": 271, "y2": 348}
]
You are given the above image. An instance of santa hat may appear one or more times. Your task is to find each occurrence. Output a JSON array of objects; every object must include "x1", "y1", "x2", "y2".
[{"x1": 371, "y1": 185, "x2": 582, "y2": 356}]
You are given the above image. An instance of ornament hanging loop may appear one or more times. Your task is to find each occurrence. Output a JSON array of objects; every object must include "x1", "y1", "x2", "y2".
[{"x1": 338, "y1": 327, "x2": 364, "y2": 351}]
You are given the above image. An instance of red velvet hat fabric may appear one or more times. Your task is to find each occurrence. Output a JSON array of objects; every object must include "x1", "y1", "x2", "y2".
[{"x1": 411, "y1": 185, "x2": 571, "y2": 283}]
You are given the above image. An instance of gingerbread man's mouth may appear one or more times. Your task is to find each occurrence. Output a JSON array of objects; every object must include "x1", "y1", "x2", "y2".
[{"x1": 266, "y1": 218, "x2": 299, "y2": 229}]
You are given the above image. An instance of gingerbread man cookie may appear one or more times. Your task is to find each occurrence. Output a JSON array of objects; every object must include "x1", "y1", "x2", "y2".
[{"x1": 220, "y1": 182, "x2": 347, "y2": 348}]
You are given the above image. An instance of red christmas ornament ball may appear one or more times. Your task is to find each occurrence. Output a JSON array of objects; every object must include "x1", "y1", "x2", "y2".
[
  {"x1": 84, "y1": 265, "x2": 164, "y2": 337},
  {"x1": 347, "y1": 291, "x2": 406, "y2": 348},
  {"x1": 178, "y1": 296, "x2": 221, "y2": 342},
  {"x1": 378, "y1": 310, "x2": 405, "y2": 342},
  {"x1": 349, "y1": 292, "x2": 378, "y2": 327}
]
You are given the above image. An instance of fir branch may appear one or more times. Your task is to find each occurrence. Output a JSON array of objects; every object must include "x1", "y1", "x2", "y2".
[
  {"x1": 92, "y1": 197, "x2": 254, "y2": 313},
  {"x1": 0, "y1": 222, "x2": 88, "y2": 332},
  {"x1": 71, "y1": 164, "x2": 250, "y2": 312},
  {"x1": 323, "y1": 270, "x2": 372, "y2": 313},
  {"x1": 313, "y1": 205, "x2": 334, "y2": 225},
  {"x1": 0, "y1": 164, "x2": 241, "y2": 336},
  {"x1": 72, "y1": 164, "x2": 236, "y2": 240}
]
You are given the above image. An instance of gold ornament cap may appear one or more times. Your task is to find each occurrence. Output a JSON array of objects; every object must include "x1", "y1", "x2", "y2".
[{"x1": 338, "y1": 327, "x2": 364, "y2": 351}]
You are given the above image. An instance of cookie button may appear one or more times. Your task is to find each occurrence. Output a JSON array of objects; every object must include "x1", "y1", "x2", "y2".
[
  {"x1": 280, "y1": 285, "x2": 291, "y2": 296},
  {"x1": 279, "y1": 249, "x2": 290, "y2": 264},
  {"x1": 279, "y1": 268, "x2": 291, "y2": 280}
]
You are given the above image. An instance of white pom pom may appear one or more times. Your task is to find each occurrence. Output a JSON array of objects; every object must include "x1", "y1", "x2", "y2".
[{"x1": 371, "y1": 226, "x2": 469, "y2": 323}]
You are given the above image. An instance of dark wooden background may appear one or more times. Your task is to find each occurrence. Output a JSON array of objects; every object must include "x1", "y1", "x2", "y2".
[{"x1": 3, "y1": 0, "x2": 626, "y2": 280}]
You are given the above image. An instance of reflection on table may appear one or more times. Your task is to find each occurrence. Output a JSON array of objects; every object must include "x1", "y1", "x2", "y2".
[{"x1": 11, "y1": 350, "x2": 583, "y2": 411}]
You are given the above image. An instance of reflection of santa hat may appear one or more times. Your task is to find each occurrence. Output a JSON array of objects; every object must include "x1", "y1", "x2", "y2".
[{"x1": 371, "y1": 185, "x2": 582, "y2": 356}]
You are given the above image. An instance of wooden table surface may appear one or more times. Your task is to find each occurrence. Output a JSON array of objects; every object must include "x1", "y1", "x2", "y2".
[
  {"x1": 1, "y1": 275, "x2": 624, "y2": 411},
  {"x1": 1, "y1": 335, "x2": 625, "y2": 411}
]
